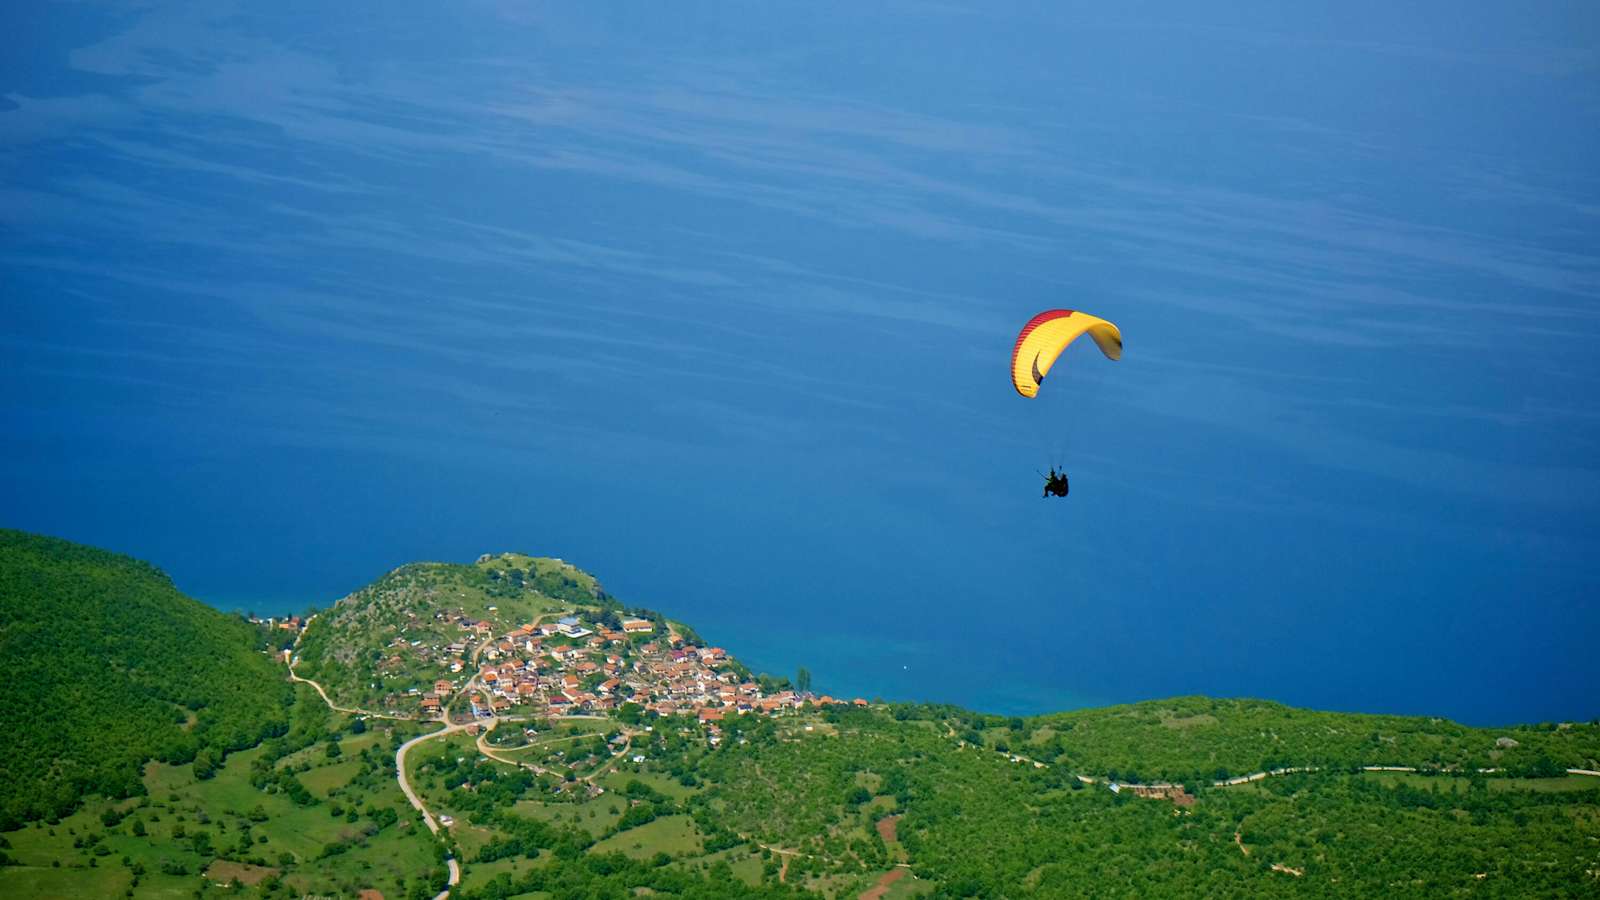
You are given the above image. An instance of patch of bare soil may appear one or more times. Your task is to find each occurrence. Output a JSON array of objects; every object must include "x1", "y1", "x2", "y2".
[
  {"x1": 859, "y1": 867, "x2": 908, "y2": 900},
  {"x1": 205, "y1": 860, "x2": 279, "y2": 886}
]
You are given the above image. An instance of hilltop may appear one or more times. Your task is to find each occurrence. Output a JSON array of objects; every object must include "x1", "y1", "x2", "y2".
[
  {"x1": 0, "y1": 530, "x2": 291, "y2": 828},
  {"x1": 293, "y1": 553, "x2": 692, "y2": 715}
]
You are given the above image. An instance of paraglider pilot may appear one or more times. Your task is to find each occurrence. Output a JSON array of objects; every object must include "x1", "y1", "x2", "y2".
[{"x1": 1042, "y1": 467, "x2": 1069, "y2": 498}]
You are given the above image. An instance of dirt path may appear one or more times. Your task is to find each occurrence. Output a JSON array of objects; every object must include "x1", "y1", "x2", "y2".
[
  {"x1": 583, "y1": 733, "x2": 634, "y2": 783},
  {"x1": 876, "y1": 814, "x2": 900, "y2": 843},
  {"x1": 757, "y1": 840, "x2": 912, "y2": 887},
  {"x1": 1234, "y1": 831, "x2": 1250, "y2": 857},
  {"x1": 1212, "y1": 764, "x2": 1600, "y2": 790},
  {"x1": 288, "y1": 664, "x2": 414, "y2": 720},
  {"x1": 475, "y1": 725, "x2": 583, "y2": 775},
  {"x1": 477, "y1": 727, "x2": 540, "y2": 772},
  {"x1": 476, "y1": 725, "x2": 636, "y2": 786},
  {"x1": 859, "y1": 868, "x2": 908, "y2": 900},
  {"x1": 286, "y1": 615, "x2": 415, "y2": 720}
]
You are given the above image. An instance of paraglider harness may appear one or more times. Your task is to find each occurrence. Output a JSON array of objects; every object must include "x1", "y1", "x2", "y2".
[{"x1": 1041, "y1": 467, "x2": 1069, "y2": 498}]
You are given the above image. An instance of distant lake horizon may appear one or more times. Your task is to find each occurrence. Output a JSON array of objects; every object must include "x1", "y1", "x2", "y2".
[
  {"x1": 182, "y1": 531, "x2": 1589, "y2": 729},
  {"x1": 7, "y1": 3, "x2": 1597, "y2": 735}
]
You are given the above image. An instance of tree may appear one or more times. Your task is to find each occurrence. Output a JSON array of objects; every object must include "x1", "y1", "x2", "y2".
[
  {"x1": 192, "y1": 749, "x2": 221, "y2": 781},
  {"x1": 797, "y1": 667, "x2": 812, "y2": 694}
]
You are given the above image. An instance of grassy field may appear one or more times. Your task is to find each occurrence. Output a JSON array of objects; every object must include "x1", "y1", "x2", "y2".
[
  {"x1": 596, "y1": 768, "x2": 699, "y2": 801},
  {"x1": 2, "y1": 722, "x2": 441, "y2": 899},
  {"x1": 275, "y1": 729, "x2": 382, "y2": 768},
  {"x1": 405, "y1": 733, "x2": 506, "y2": 857},
  {"x1": 590, "y1": 814, "x2": 705, "y2": 858},
  {"x1": 661, "y1": 843, "x2": 772, "y2": 886},
  {"x1": 298, "y1": 759, "x2": 362, "y2": 797},
  {"x1": 727, "y1": 850, "x2": 767, "y2": 886},
  {"x1": 446, "y1": 816, "x2": 503, "y2": 862},
  {"x1": 204, "y1": 859, "x2": 278, "y2": 885},
  {"x1": 458, "y1": 855, "x2": 542, "y2": 893},
  {"x1": 511, "y1": 791, "x2": 625, "y2": 838},
  {"x1": 883, "y1": 870, "x2": 936, "y2": 898},
  {"x1": 0, "y1": 863, "x2": 135, "y2": 899},
  {"x1": 790, "y1": 869, "x2": 875, "y2": 899},
  {"x1": 490, "y1": 721, "x2": 614, "y2": 764}
]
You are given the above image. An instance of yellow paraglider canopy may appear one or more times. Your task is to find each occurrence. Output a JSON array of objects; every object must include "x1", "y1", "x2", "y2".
[{"x1": 1010, "y1": 309, "x2": 1122, "y2": 398}]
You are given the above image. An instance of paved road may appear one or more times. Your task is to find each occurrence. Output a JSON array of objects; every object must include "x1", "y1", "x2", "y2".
[
  {"x1": 394, "y1": 720, "x2": 472, "y2": 898},
  {"x1": 433, "y1": 858, "x2": 460, "y2": 900},
  {"x1": 396, "y1": 722, "x2": 473, "y2": 833},
  {"x1": 285, "y1": 606, "x2": 742, "y2": 898}
]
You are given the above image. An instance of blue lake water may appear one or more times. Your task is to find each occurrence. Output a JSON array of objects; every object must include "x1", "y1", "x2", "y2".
[{"x1": 4, "y1": 2, "x2": 1598, "y2": 727}]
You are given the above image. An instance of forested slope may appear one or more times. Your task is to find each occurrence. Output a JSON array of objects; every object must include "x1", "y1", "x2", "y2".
[
  {"x1": 688, "y1": 705, "x2": 1600, "y2": 897},
  {"x1": 1025, "y1": 695, "x2": 1600, "y2": 782},
  {"x1": 0, "y1": 529, "x2": 290, "y2": 827}
]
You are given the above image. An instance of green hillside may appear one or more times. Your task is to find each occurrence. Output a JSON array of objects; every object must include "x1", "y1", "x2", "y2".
[
  {"x1": 5, "y1": 540, "x2": 1599, "y2": 898},
  {"x1": 1025, "y1": 695, "x2": 1600, "y2": 781},
  {"x1": 689, "y1": 704, "x2": 1600, "y2": 897},
  {"x1": 293, "y1": 553, "x2": 644, "y2": 713},
  {"x1": 0, "y1": 529, "x2": 291, "y2": 827}
]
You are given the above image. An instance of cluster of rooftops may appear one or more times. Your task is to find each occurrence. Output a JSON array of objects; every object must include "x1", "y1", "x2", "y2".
[{"x1": 421, "y1": 611, "x2": 866, "y2": 721}]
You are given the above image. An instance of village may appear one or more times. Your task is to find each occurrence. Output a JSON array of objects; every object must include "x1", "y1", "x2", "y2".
[{"x1": 397, "y1": 610, "x2": 868, "y2": 728}]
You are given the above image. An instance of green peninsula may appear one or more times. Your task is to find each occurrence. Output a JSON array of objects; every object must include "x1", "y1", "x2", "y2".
[{"x1": 3, "y1": 532, "x2": 1597, "y2": 898}]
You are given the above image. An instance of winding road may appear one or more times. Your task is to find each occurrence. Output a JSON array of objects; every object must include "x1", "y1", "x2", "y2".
[
  {"x1": 287, "y1": 616, "x2": 464, "y2": 898},
  {"x1": 936, "y1": 717, "x2": 1600, "y2": 791},
  {"x1": 288, "y1": 606, "x2": 625, "y2": 898},
  {"x1": 286, "y1": 627, "x2": 1599, "y2": 899},
  {"x1": 396, "y1": 722, "x2": 473, "y2": 834},
  {"x1": 393, "y1": 722, "x2": 470, "y2": 899},
  {"x1": 288, "y1": 664, "x2": 414, "y2": 720}
]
